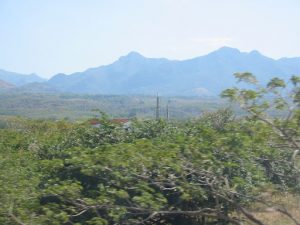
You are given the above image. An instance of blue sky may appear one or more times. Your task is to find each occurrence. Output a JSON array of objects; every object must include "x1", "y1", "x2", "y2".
[{"x1": 0, "y1": 0, "x2": 299, "y2": 78}]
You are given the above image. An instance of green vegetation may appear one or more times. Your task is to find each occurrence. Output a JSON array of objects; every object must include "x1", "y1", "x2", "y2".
[
  {"x1": 0, "y1": 74, "x2": 299, "y2": 225},
  {"x1": 0, "y1": 93, "x2": 230, "y2": 120}
]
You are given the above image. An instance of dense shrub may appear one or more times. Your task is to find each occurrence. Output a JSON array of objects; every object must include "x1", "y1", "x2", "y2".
[{"x1": 0, "y1": 75, "x2": 299, "y2": 225}]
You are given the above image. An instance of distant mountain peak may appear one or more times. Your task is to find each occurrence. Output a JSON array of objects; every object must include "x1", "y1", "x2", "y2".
[
  {"x1": 208, "y1": 47, "x2": 268, "y2": 59},
  {"x1": 126, "y1": 51, "x2": 144, "y2": 57},
  {"x1": 206, "y1": 46, "x2": 241, "y2": 58},
  {"x1": 215, "y1": 46, "x2": 241, "y2": 53},
  {"x1": 119, "y1": 51, "x2": 145, "y2": 61},
  {"x1": 249, "y1": 50, "x2": 263, "y2": 56}
]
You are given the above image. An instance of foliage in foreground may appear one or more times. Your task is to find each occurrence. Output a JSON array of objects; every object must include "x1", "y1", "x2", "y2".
[{"x1": 0, "y1": 74, "x2": 299, "y2": 225}]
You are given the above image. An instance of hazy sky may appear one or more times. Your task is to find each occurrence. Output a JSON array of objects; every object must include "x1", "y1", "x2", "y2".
[{"x1": 1, "y1": 0, "x2": 299, "y2": 78}]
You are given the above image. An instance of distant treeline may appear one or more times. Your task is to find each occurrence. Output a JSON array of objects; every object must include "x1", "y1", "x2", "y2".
[{"x1": 0, "y1": 93, "x2": 233, "y2": 120}]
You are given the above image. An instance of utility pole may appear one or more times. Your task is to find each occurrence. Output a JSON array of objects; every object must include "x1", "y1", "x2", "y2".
[
  {"x1": 156, "y1": 93, "x2": 160, "y2": 120},
  {"x1": 166, "y1": 103, "x2": 169, "y2": 121}
]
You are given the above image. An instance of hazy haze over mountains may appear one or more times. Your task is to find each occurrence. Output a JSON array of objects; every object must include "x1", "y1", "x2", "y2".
[
  {"x1": 0, "y1": 69, "x2": 45, "y2": 86},
  {"x1": 1, "y1": 47, "x2": 300, "y2": 96}
]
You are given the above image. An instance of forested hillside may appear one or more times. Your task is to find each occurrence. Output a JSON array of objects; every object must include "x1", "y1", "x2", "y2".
[{"x1": 0, "y1": 94, "x2": 229, "y2": 120}]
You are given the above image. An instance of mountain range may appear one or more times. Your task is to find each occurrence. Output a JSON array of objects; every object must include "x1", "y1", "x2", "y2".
[
  {"x1": 1, "y1": 47, "x2": 300, "y2": 96},
  {"x1": 0, "y1": 69, "x2": 45, "y2": 86}
]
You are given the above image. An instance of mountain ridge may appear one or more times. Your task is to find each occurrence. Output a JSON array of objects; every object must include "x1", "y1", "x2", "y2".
[
  {"x1": 0, "y1": 69, "x2": 45, "y2": 86},
  {"x1": 1, "y1": 47, "x2": 300, "y2": 96}
]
